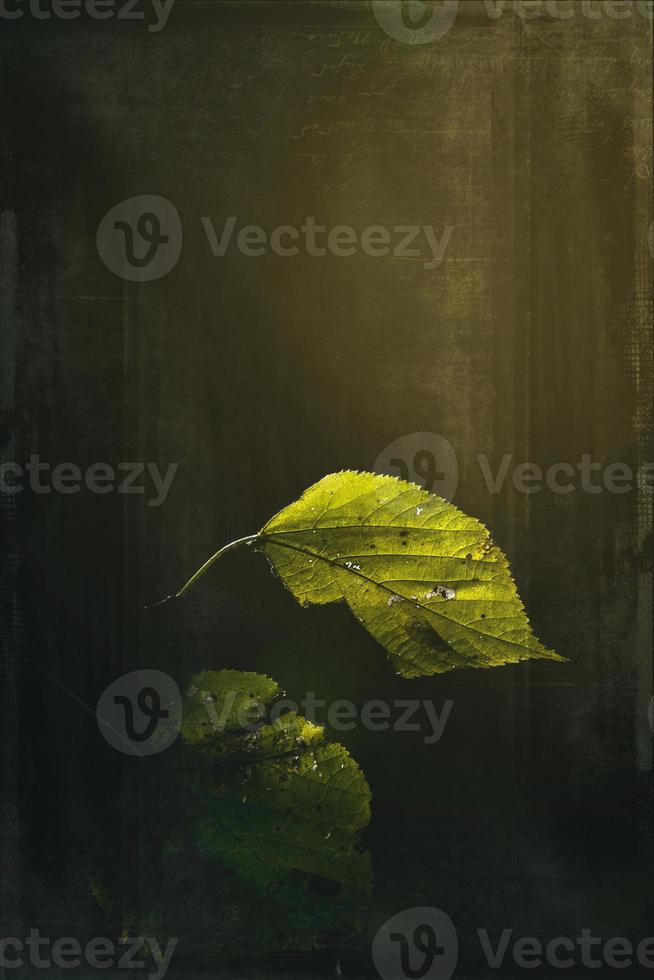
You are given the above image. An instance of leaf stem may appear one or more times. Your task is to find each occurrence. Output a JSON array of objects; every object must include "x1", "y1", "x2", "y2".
[{"x1": 146, "y1": 534, "x2": 260, "y2": 609}]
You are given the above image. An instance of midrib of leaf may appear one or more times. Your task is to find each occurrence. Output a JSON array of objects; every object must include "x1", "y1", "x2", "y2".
[
  {"x1": 263, "y1": 523, "x2": 478, "y2": 534},
  {"x1": 261, "y1": 536, "x2": 532, "y2": 655},
  {"x1": 276, "y1": 548, "x2": 501, "y2": 566}
]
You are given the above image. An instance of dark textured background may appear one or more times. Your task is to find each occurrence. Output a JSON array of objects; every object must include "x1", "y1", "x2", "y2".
[{"x1": 1, "y1": 1, "x2": 652, "y2": 976}]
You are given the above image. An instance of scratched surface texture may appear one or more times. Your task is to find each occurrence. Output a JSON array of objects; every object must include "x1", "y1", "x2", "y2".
[{"x1": 1, "y1": 1, "x2": 652, "y2": 977}]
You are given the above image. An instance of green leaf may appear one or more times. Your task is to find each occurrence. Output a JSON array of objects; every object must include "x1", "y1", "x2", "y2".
[
  {"x1": 163, "y1": 470, "x2": 566, "y2": 679},
  {"x1": 130, "y1": 670, "x2": 372, "y2": 956},
  {"x1": 258, "y1": 471, "x2": 566, "y2": 677},
  {"x1": 180, "y1": 670, "x2": 371, "y2": 899},
  {"x1": 181, "y1": 668, "x2": 281, "y2": 742}
]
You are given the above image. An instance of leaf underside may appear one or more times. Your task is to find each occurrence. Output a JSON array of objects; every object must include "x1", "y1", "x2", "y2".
[{"x1": 259, "y1": 470, "x2": 566, "y2": 678}]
